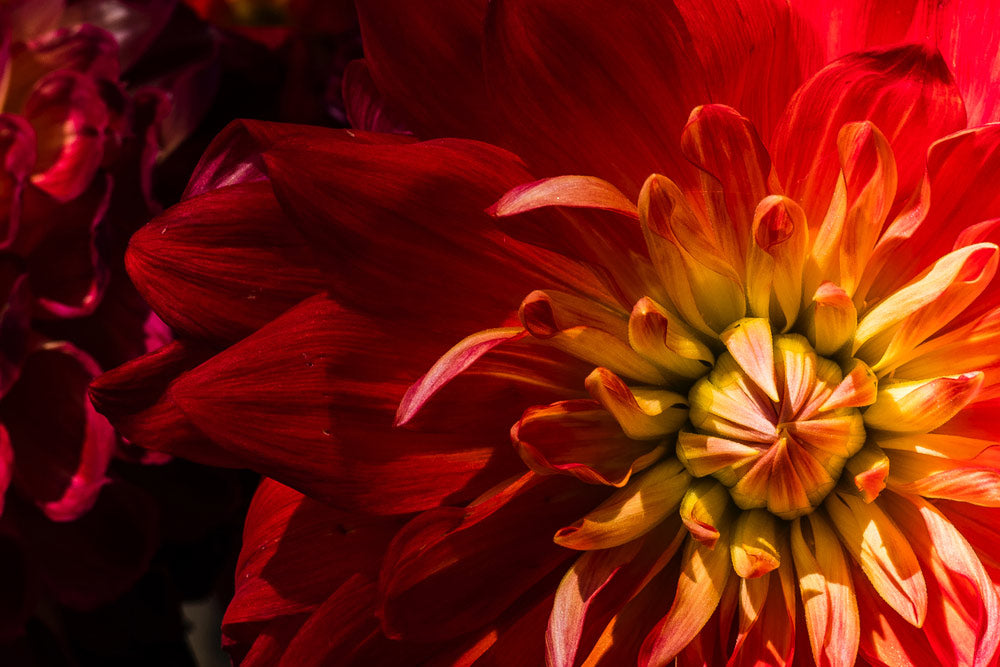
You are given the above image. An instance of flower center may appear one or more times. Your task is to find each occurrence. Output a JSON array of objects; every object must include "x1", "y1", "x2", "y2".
[{"x1": 677, "y1": 317, "x2": 870, "y2": 519}]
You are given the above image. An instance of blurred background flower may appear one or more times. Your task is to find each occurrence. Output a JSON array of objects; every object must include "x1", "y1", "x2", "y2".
[{"x1": 91, "y1": 0, "x2": 1000, "y2": 665}]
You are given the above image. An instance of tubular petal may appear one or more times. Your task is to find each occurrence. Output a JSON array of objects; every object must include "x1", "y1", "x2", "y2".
[
  {"x1": 731, "y1": 509, "x2": 780, "y2": 578},
  {"x1": 553, "y1": 459, "x2": 690, "y2": 551},
  {"x1": 679, "y1": 478, "x2": 730, "y2": 548},
  {"x1": 627, "y1": 297, "x2": 715, "y2": 382},
  {"x1": 807, "y1": 282, "x2": 858, "y2": 357},
  {"x1": 512, "y1": 400, "x2": 663, "y2": 487},
  {"x1": 824, "y1": 492, "x2": 927, "y2": 627},
  {"x1": 844, "y1": 442, "x2": 890, "y2": 503},
  {"x1": 720, "y1": 318, "x2": 779, "y2": 402},
  {"x1": 585, "y1": 367, "x2": 687, "y2": 440},
  {"x1": 864, "y1": 373, "x2": 984, "y2": 434},
  {"x1": 820, "y1": 359, "x2": 878, "y2": 412},
  {"x1": 746, "y1": 195, "x2": 809, "y2": 330},
  {"x1": 638, "y1": 533, "x2": 733, "y2": 667},
  {"x1": 790, "y1": 513, "x2": 860, "y2": 667},
  {"x1": 680, "y1": 105, "x2": 774, "y2": 270}
]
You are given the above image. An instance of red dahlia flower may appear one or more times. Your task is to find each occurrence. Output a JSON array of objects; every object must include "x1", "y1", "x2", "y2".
[
  {"x1": 0, "y1": 0, "x2": 221, "y2": 642},
  {"x1": 94, "y1": 1, "x2": 1000, "y2": 665}
]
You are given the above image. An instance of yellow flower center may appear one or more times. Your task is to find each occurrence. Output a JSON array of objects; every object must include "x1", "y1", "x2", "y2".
[{"x1": 678, "y1": 319, "x2": 869, "y2": 519}]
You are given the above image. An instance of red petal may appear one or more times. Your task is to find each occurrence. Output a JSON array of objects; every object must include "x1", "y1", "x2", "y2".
[
  {"x1": 379, "y1": 472, "x2": 606, "y2": 641},
  {"x1": 512, "y1": 400, "x2": 662, "y2": 487},
  {"x1": 483, "y1": 0, "x2": 707, "y2": 196},
  {"x1": 126, "y1": 181, "x2": 328, "y2": 343},
  {"x1": 870, "y1": 125, "x2": 1000, "y2": 301},
  {"x1": 263, "y1": 134, "x2": 599, "y2": 339},
  {"x1": 223, "y1": 479, "x2": 399, "y2": 658},
  {"x1": 167, "y1": 295, "x2": 522, "y2": 514},
  {"x1": 88, "y1": 339, "x2": 238, "y2": 468},
  {"x1": 2, "y1": 343, "x2": 114, "y2": 521},
  {"x1": 341, "y1": 59, "x2": 410, "y2": 134},
  {"x1": 277, "y1": 574, "x2": 381, "y2": 667},
  {"x1": 772, "y1": 45, "x2": 965, "y2": 229},
  {"x1": 355, "y1": 0, "x2": 493, "y2": 138}
]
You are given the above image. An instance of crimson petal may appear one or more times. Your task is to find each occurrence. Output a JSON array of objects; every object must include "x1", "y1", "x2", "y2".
[
  {"x1": 772, "y1": 45, "x2": 965, "y2": 228},
  {"x1": 126, "y1": 181, "x2": 328, "y2": 343},
  {"x1": 379, "y1": 472, "x2": 606, "y2": 642}
]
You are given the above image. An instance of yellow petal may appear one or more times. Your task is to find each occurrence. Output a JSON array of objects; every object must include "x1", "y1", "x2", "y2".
[
  {"x1": 843, "y1": 441, "x2": 890, "y2": 503},
  {"x1": 720, "y1": 318, "x2": 779, "y2": 402},
  {"x1": 731, "y1": 509, "x2": 780, "y2": 578},
  {"x1": 806, "y1": 281, "x2": 858, "y2": 357},
  {"x1": 627, "y1": 296, "x2": 714, "y2": 382},
  {"x1": 585, "y1": 367, "x2": 687, "y2": 440},
  {"x1": 553, "y1": 459, "x2": 691, "y2": 550},
  {"x1": 679, "y1": 478, "x2": 730, "y2": 548}
]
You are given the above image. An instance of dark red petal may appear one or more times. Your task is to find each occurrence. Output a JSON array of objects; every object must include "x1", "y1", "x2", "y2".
[
  {"x1": 167, "y1": 295, "x2": 521, "y2": 514},
  {"x1": 0, "y1": 274, "x2": 31, "y2": 397},
  {"x1": 61, "y1": 0, "x2": 176, "y2": 70},
  {"x1": 181, "y1": 119, "x2": 410, "y2": 200},
  {"x1": 341, "y1": 59, "x2": 410, "y2": 135},
  {"x1": 355, "y1": 0, "x2": 493, "y2": 138},
  {"x1": 869, "y1": 125, "x2": 1000, "y2": 300},
  {"x1": 224, "y1": 479, "x2": 400, "y2": 630},
  {"x1": 12, "y1": 24, "x2": 119, "y2": 85},
  {"x1": 2, "y1": 342, "x2": 115, "y2": 521},
  {"x1": 379, "y1": 472, "x2": 607, "y2": 642},
  {"x1": 89, "y1": 339, "x2": 239, "y2": 468},
  {"x1": 277, "y1": 574, "x2": 380, "y2": 667},
  {"x1": 483, "y1": 0, "x2": 707, "y2": 196},
  {"x1": 263, "y1": 135, "x2": 599, "y2": 338},
  {"x1": 772, "y1": 45, "x2": 966, "y2": 228},
  {"x1": 126, "y1": 181, "x2": 328, "y2": 343},
  {"x1": 512, "y1": 400, "x2": 661, "y2": 487}
]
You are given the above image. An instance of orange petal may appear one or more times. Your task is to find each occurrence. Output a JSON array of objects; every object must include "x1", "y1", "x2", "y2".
[
  {"x1": 864, "y1": 373, "x2": 984, "y2": 434},
  {"x1": 720, "y1": 318, "x2": 779, "y2": 402},
  {"x1": 585, "y1": 367, "x2": 687, "y2": 440},
  {"x1": 675, "y1": 431, "x2": 761, "y2": 480},
  {"x1": 638, "y1": 534, "x2": 733, "y2": 666},
  {"x1": 488, "y1": 174, "x2": 639, "y2": 219},
  {"x1": 679, "y1": 479, "x2": 730, "y2": 549},
  {"x1": 790, "y1": 513, "x2": 860, "y2": 667},
  {"x1": 806, "y1": 281, "x2": 858, "y2": 357},
  {"x1": 639, "y1": 174, "x2": 746, "y2": 334},
  {"x1": 843, "y1": 442, "x2": 890, "y2": 503},
  {"x1": 627, "y1": 296, "x2": 714, "y2": 382},
  {"x1": 512, "y1": 400, "x2": 661, "y2": 487},
  {"x1": 553, "y1": 459, "x2": 691, "y2": 551},
  {"x1": 731, "y1": 509, "x2": 780, "y2": 578},
  {"x1": 824, "y1": 492, "x2": 927, "y2": 627},
  {"x1": 819, "y1": 359, "x2": 877, "y2": 411},
  {"x1": 746, "y1": 195, "x2": 809, "y2": 331},
  {"x1": 854, "y1": 243, "x2": 999, "y2": 372},
  {"x1": 520, "y1": 290, "x2": 666, "y2": 385},
  {"x1": 879, "y1": 492, "x2": 1000, "y2": 667}
]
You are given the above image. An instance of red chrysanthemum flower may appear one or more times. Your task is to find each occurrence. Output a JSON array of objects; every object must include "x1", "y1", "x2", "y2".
[
  {"x1": 94, "y1": 1, "x2": 1000, "y2": 665},
  {"x1": 0, "y1": 0, "x2": 223, "y2": 642}
]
